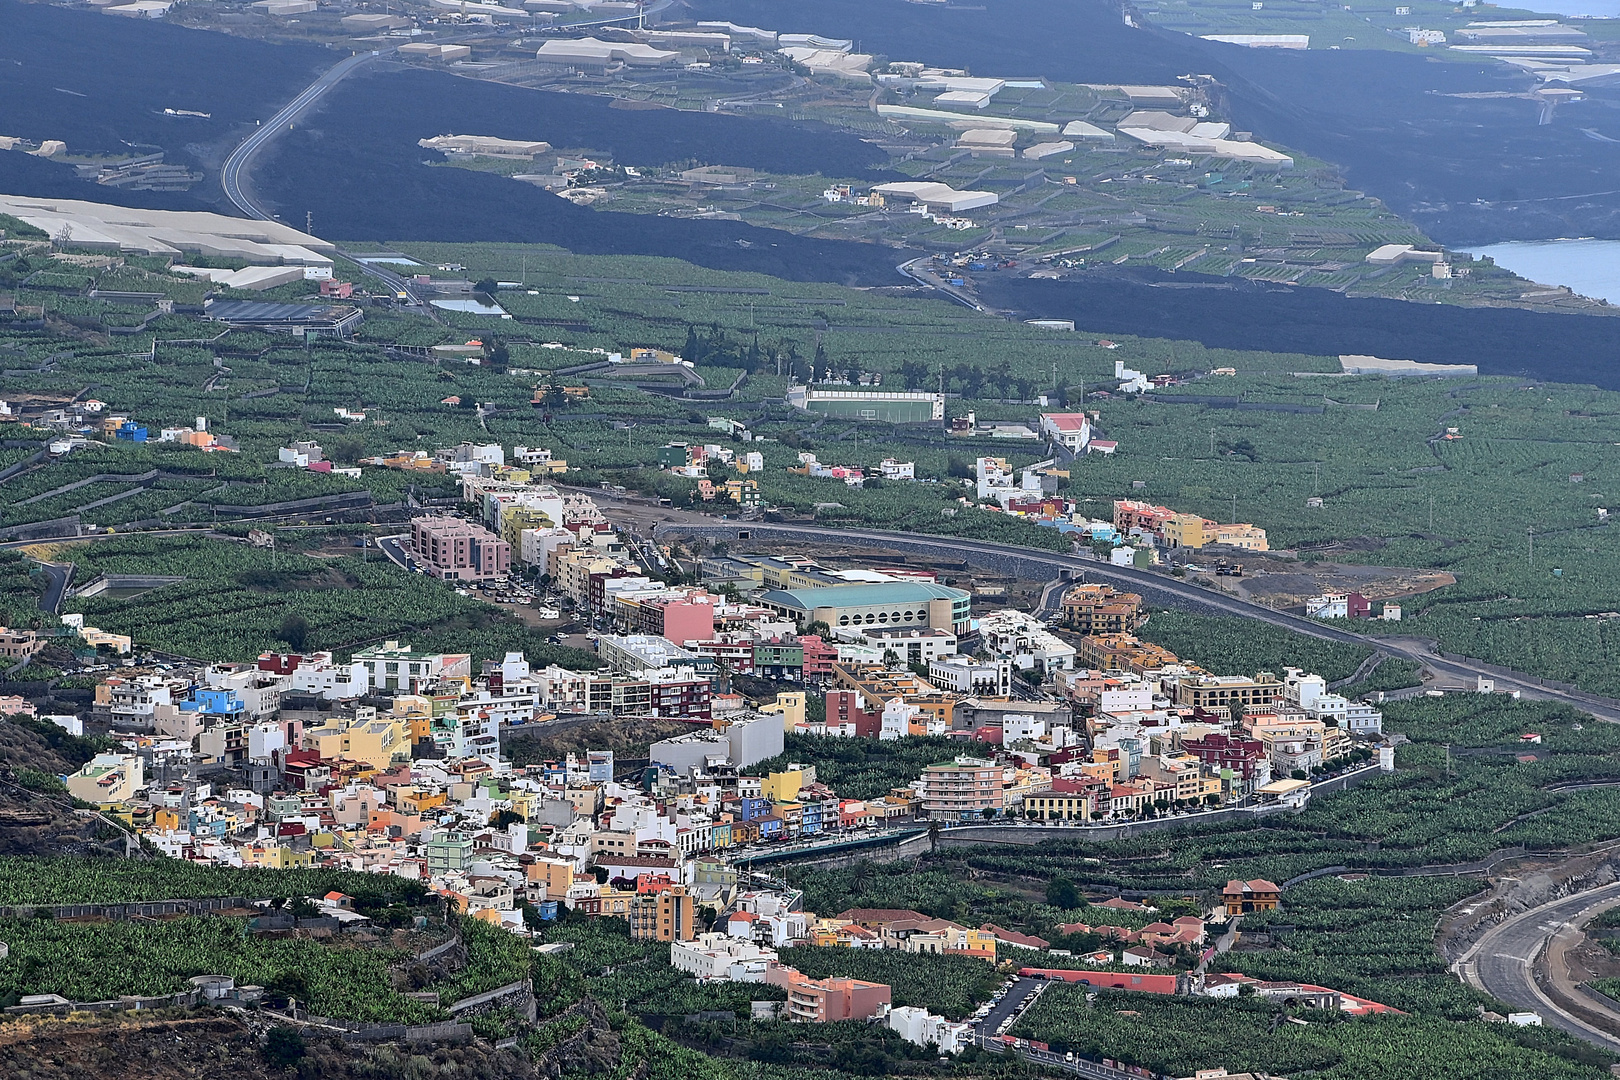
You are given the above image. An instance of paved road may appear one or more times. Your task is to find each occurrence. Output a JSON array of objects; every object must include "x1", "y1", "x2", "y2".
[
  {"x1": 979, "y1": 976, "x2": 1042, "y2": 1036},
  {"x1": 377, "y1": 534, "x2": 414, "y2": 572},
  {"x1": 218, "y1": 47, "x2": 427, "y2": 302},
  {"x1": 650, "y1": 517, "x2": 1620, "y2": 723},
  {"x1": 35, "y1": 561, "x2": 72, "y2": 614},
  {"x1": 221, "y1": 49, "x2": 384, "y2": 221},
  {"x1": 1459, "y1": 882, "x2": 1620, "y2": 1053}
]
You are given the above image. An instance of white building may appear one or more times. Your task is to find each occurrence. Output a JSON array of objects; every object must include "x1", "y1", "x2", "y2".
[
  {"x1": 977, "y1": 609, "x2": 1077, "y2": 675},
  {"x1": 1038, "y1": 413, "x2": 1092, "y2": 452},
  {"x1": 1114, "y1": 359, "x2": 1149, "y2": 395},
  {"x1": 670, "y1": 933, "x2": 777, "y2": 982},
  {"x1": 928, "y1": 654, "x2": 1013, "y2": 697},
  {"x1": 870, "y1": 181, "x2": 999, "y2": 214},
  {"x1": 888, "y1": 1006, "x2": 972, "y2": 1054},
  {"x1": 287, "y1": 654, "x2": 368, "y2": 699},
  {"x1": 1002, "y1": 713, "x2": 1047, "y2": 744},
  {"x1": 1305, "y1": 594, "x2": 1348, "y2": 619},
  {"x1": 879, "y1": 458, "x2": 916, "y2": 481}
]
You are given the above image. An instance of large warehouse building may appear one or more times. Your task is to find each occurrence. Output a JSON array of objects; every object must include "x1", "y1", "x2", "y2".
[
  {"x1": 759, "y1": 582, "x2": 973, "y2": 636},
  {"x1": 870, "y1": 182, "x2": 999, "y2": 214}
]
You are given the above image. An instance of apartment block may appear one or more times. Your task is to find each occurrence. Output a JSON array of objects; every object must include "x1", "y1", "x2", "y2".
[
  {"x1": 765, "y1": 964, "x2": 891, "y2": 1022},
  {"x1": 410, "y1": 515, "x2": 512, "y2": 582}
]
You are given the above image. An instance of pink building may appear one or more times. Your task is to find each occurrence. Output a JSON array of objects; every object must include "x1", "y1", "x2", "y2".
[
  {"x1": 411, "y1": 516, "x2": 511, "y2": 582},
  {"x1": 765, "y1": 964, "x2": 891, "y2": 1022},
  {"x1": 659, "y1": 595, "x2": 715, "y2": 645},
  {"x1": 919, "y1": 759, "x2": 1002, "y2": 819}
]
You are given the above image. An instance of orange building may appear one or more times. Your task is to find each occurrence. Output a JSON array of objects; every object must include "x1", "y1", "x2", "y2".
[
  {"x1": 765, "y1": 965, "x2": 891, "y2": 1022},
  {"x1": 629, "y1": 884, "x2": 696, "y2": 942},
  {"x1": 1222, "y1": 878, "x2": 1281, "y2": 915}
]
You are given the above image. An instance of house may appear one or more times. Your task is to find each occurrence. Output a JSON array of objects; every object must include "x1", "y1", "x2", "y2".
[
  {"x1": 982, "y1": 924, "x2": 1050, "y2": 950},
  {"x1": 1122, "y1": 944, "x2": 1174, "y2": 968},
  {"x1": 629, "y1": 884, "x2": 696, "y2": 942},
  {"x1": 888, "y1": 1005, "x2": 972, "y2": 1054},
  {"x1": 879, "y1": 917, "x2": 997, "y2": 961},
  {"x1": 1038, "y1": 412, "x2": 1092, "y2": 452},
  {"x1": 0, "y1": 627, "x2": 42, "y2": 661},
  {"x1": 1222, "y1": 879, "x2": 1281, "y2": 915},
  {"x1": 1058, "y1": 583, "x2": 1143, "y2": 635},
  {"x1": 65, "y1": 753, "x2": 144, "y2": 804}
]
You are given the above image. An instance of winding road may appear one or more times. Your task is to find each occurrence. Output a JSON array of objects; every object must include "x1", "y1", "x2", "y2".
[{"x1": 1458, "y1": 882, "x2": 1620, "y2": 1053}]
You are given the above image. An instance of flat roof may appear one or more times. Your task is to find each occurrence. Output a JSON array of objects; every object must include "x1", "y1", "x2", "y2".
[
  {"x1": 205, "y1": 300, "x2": 355, "y2": 324},
  {"x1": 759, "y1": 582, "x2": 970, "y2": 610}
]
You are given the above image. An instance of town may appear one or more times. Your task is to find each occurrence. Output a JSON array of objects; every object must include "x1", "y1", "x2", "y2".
[{"x1": 0, "y1": 433, "x2": 1417, "y2": 1074}]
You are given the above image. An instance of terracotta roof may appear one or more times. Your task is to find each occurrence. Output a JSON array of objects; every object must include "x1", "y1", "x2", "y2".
[
  {"x1": 981, "y1": 923, "x2": 1051, "y2": 949},
  {"x1": 833, "y1": 907, "x2": 929, "y2": 925}
]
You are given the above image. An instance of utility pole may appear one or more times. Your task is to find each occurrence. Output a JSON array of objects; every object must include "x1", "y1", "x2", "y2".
[
  {"x1": 1428, "y1": 493, "x2": 1434, "y2": 531},
  {"x1": 1210, "y1": 429, "x2": 1217, "y2": 456},
  {"x1": 1313, "y1": 461, "x2": 1320, "y2": 496},
  {"x1": 1231, "y1": 494, "x2": 1237, "y2": 525},
  {"x1": 1528, "y1": 526, "x2": 1535, "y2": 566},
  {"x1": 305, "y1": 210, "x2": 313, "y2": 235}
]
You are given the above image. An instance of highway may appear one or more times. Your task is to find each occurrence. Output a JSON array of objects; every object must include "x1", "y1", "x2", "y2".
[
  {"x1": 218, "y1": 46, "x2": 425, "y2": 302},
  {"x1": 1458, "y1": 882, "x2": 1620, "y2": 1053},
  {"x1": 220, "y1": 49, "x2": 384, "y2": 222}
]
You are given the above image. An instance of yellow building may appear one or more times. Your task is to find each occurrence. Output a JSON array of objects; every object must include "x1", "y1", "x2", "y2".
[
  {"x1": 762, "y1": 770, "x2": 804, "y2": 803},
  {"x1": 1162, "y1": 514, "x2": 1268, "y2": 552},
  {"x1": 396, "y1": 787, "x2": 448, "y2": 815},
  {"x1": 242, "y1": 844, "x2": 316, "y2": 869},
  {"x1": 1162, "y1": 513, "x2": 1213, "y2": 549},
  {"x1": 761, "y1": 691, "x2": 806, "y2": 733},
  {"x1": 499, "y1": 504, "x2": 557, "y2": 548},
  {"x1": 723, "y1": 478, "x2": 762, "y2": 507},
  {"x1": 307, "y1": 713, "x2": 410, "y2": 769},
  {"x1": 1214, "y1": 523, "x2": 1269, "y2": 551},
  {"x1": 526, "y1": 857, "x2": 576, "y2": 901},
  {"x1": 1172, "y1": 673, "x2": 1283, "y2": 711},
  {"x1": 65, "y1": 753, "x2": 143, "y2": 805}
]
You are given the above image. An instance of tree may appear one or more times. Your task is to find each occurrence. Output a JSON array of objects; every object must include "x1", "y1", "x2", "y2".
[
  {"x1": 275, "y1": 613, "x2": 309, "y2": 652},
  {"x1": 262, "y1": 1026, "x2": 305, "y2": 1069},
  {"x1": 266, "y1": 970, "x2": 308, "y2": 1002},
  {"x1": 484, "y1": 336, "x2": 510, "y2": 373},
  {"x1": 1046, "y1": 877, "x2": 1081, "y2": 909},
  {"x1": 475, "y1": 277, "x2": 499, "y2": 297},
  {"x1": 325, "y1": 432, "x2": 367, "y2": 464}
]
